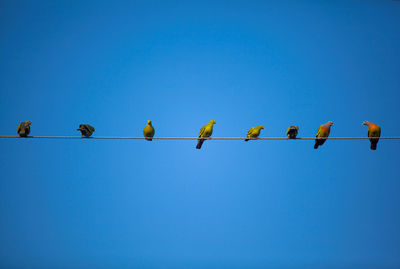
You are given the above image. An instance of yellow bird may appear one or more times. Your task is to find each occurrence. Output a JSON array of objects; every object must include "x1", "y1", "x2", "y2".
[
  {"x1": 245, "y1": 125, "x2": 264, "y2": 141},
  {"x1": 314, "y1": 121, "x2": 334, "y2": 149},
  {"x1": 143, "y1": 120, "x2": 155, "y2": 141},
  {"x1": 196, "y1": 120, "x2": 216, "y2": 149}
]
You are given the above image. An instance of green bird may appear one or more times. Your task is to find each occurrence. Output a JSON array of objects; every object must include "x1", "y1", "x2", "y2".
[
  {"x1": 196, "y1": 120, "x2": 216, "y2": 149},
  {"x1": 77, "y1": 124, "x2": 95, "y2": 138},
  {"x1": 314, "y1": 121, "x2": 334, "y2": 149},
  {"x1": 244, "y1": 125, "x2": 264, "y2": 141},
  {"x1": 143, "y1": 120, "x2": 155, "y2": 141},
  {"x1": 362, "y1": 121, "x2": 381, "y2": 150},
  {"x1": 16, "y1": 121, "x2": 32, "y2": 137},
  {"x1": 286, "y1": 125, "x2": 299, "y2": 139}
]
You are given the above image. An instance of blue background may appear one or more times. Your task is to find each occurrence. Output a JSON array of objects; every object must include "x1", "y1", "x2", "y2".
[{"x1": 1, "y1": 1, "x2": 399, "y2": 268}]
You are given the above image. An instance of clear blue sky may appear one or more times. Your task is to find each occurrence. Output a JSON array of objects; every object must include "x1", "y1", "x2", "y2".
[{"x1": 1, "y1": 1, "x2": 400, "y2": 268}]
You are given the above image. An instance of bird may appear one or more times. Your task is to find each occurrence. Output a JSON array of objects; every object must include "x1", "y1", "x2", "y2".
[
  {"x1": 314, "y1": 121, "x2": 334, "y2": 149},
  {"x1": 143, "y1": 120, "x2": 155, "y2": 141},
  {"x1": 77, "y1": 124, "x2": 95, "y2": 138},
  {"x1": 286, "y1": 125, "x2": 299, "y2": 139},
  {"x1": 196, "y1": 120, "x2": 216, "y2": 149},
  {"x1": 244, "y1": 125, "x2": 264, "y2": 141},
  {"x1": 16, "y1": 121, "x2": 32, "y2": 137},
  {"x1": 362, "y1": 121, "x2": 381, "y2": 150}
]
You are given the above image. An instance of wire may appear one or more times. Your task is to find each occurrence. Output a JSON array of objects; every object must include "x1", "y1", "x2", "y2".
[{"x1": 0, "y1": 136, "x2": 399, "y2": 140}]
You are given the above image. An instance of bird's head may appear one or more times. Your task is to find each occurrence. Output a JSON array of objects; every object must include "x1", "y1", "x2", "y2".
[
  {"x1": 362, "y1": 121, "x2": 370, "y2": 126},
  {"x1": 26, "y1": 120, "x2": 32, "y2": 125},
  {"x1": 328, "y1": 121, "x2": 334, "y2": 126},
  {"x1": 294, "y1": 125, "x2": 299, "y2": 130},
  {"x1": 77, "y1": 124, "x2": 84, "y2": 131},
  {"x1": 209, "y1": 120, "x2": 216, "y2": 125},
  {"x1": 147, "y1": 120, "x2": 152, "y2": 125},
  {"x1": 260, "y1": 125, "x2": 265, "y2": 130}
]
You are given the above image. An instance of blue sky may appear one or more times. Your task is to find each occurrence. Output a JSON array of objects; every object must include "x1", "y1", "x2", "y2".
[{"x1": 1, "y1": 1, "x2": 400, "y2": 268}]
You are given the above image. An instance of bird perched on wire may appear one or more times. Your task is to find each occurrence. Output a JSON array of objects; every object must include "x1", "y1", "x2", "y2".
[
  {"x1": 16, "y1": 121, "x2": 32, "y2": 137},
  {"x1": 314, "y1": 121, "x2": 334, "y2": 149},
  {"x1": 143, "y1": 120, "x2": 155, "y2": 141},
  {"x1": 362, "y1": 121, "x2": 381, "y2": 150},
  {"x1": 245, "y1": 125, "x2": 264, "y2": 141},
  {"x1": 196, "y1": 120, "x2": 216, "y2": 149},
  {"x1": 77, "y1": 124, "x2": 95, "y2": 138},
  {"x1": 286, "y1": 125, "x2": 299, "y2": 139}
]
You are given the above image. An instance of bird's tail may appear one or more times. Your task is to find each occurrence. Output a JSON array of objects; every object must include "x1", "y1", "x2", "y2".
[
  {"x1": 19, "y1": 130, "x2": 26, "y2": 137},
  {"x1": 244, "y1": 138, "x2": 249, "y2": 142},
  {"x1": 196, "y1": 139, "x2": 204, "y2": 149},
  {"x1": 314, "y1": 140, "x2": 319, "y2": 149},
  {"x1": 370, "y1": 138, "x2": 378, "y2": 150}
]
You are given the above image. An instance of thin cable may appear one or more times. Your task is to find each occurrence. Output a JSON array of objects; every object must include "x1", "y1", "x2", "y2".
[{"x1": 0, "y1": 136, "x2": 399, "y2": 140}]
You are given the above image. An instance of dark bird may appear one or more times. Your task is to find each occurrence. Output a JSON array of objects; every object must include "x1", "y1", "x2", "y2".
[
  {"x1": 286, "y1": 125, "x2": 299, "y2": 139},
  {"x1": 16, "y1": 121, "x2": 32, "y2": 137},
  {"x1": 77, "y1": 124, "x2": 95, "y2": 138}
]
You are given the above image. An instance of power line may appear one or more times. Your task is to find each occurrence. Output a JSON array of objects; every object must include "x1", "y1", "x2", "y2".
[{"x1": 0, "y1": 136, "x2": 399, "y2": 140}]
